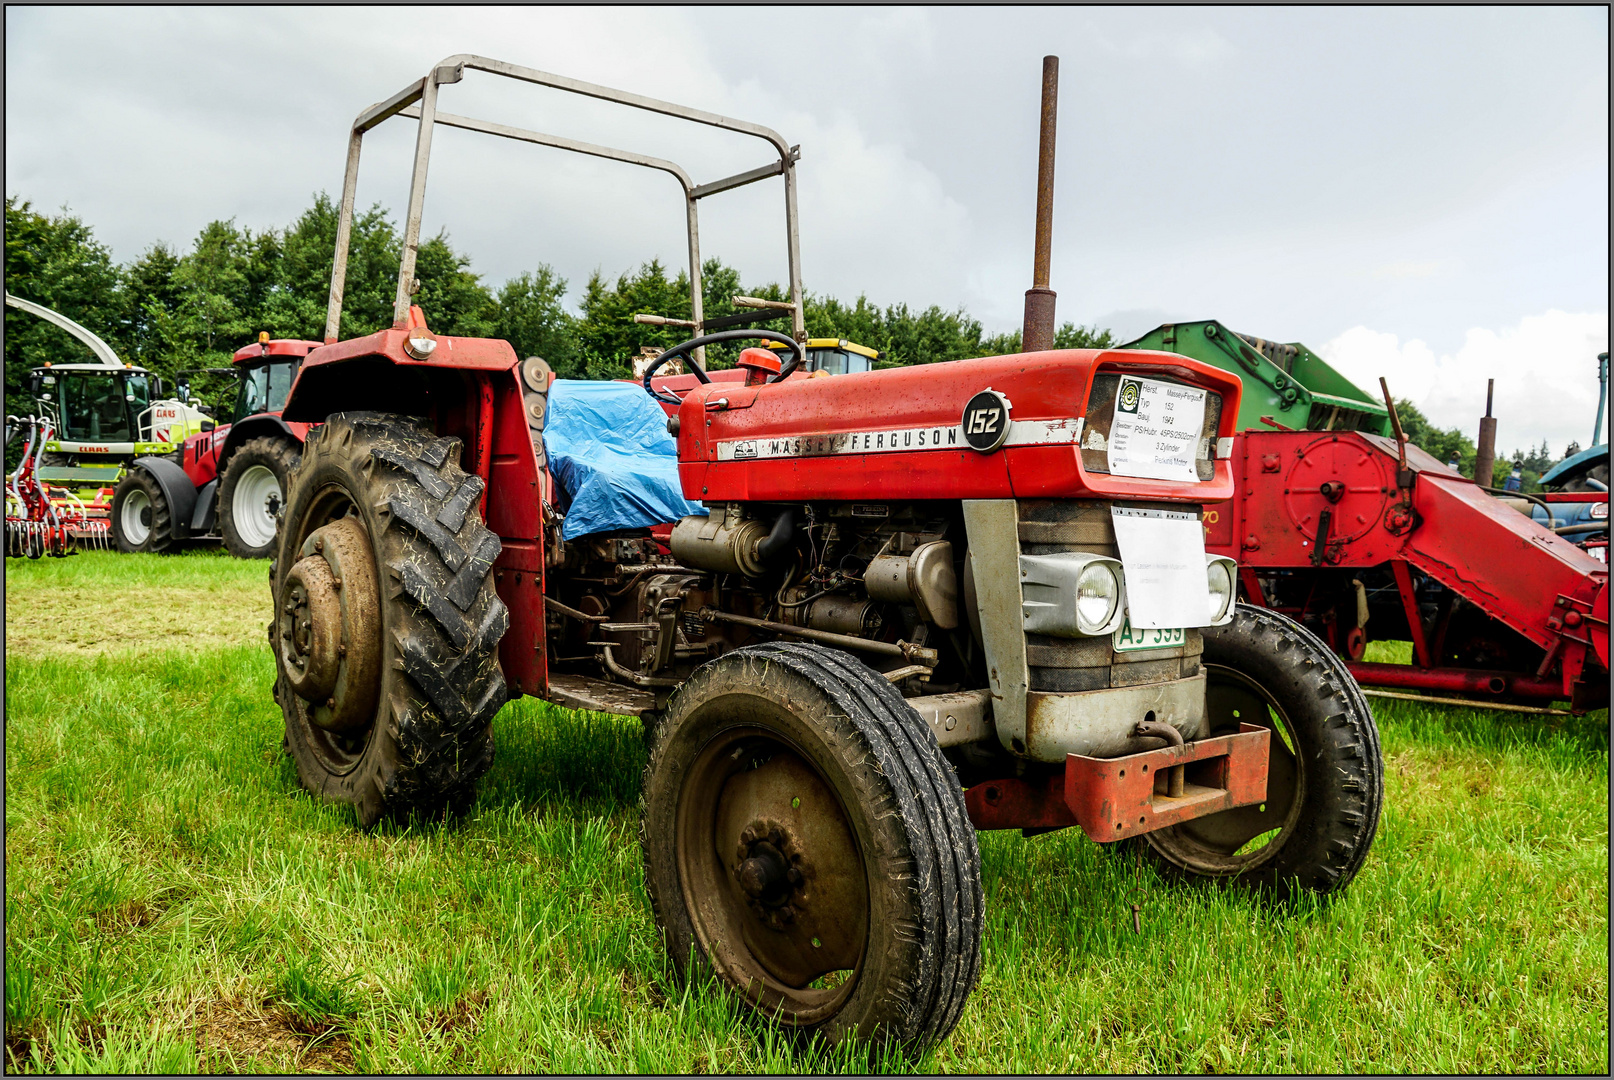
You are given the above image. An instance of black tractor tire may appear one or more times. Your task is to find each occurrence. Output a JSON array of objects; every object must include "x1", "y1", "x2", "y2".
[
  {"x1": 272, "y1": 412, "x2": 508, "y2": 828},
  {"x1": 1133, "y1": 604, "x2": 1383, "y2": 897},
  {"x1": 221, "y1": 435, "x2": 300, "y2": 559},
  {"x1": 641, "y1": 642, "x2": 983, "y2": 1050},
  {"x1": 111, "y1": 468, "x2": 177, "y2": 554}
]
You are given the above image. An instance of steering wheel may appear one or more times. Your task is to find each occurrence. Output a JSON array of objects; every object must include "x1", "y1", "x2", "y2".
[{"x1": 641, "y1": 329, "x2": 804, "y2": 405}]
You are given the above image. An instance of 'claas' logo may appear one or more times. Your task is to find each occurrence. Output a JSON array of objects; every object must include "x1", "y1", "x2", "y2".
[{"x1": 1118, "y1": 379, "x2": 1141, "y2": 413}]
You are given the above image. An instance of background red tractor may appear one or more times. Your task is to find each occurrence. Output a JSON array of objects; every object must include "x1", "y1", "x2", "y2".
[{"x1": 112, "y1": 335, "x2": 318, "y2": 557}]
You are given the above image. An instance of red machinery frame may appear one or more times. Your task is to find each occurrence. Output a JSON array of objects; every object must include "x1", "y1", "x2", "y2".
[{"x1": 1207, "y1": 429, "x2": 1609, "y2": 710}]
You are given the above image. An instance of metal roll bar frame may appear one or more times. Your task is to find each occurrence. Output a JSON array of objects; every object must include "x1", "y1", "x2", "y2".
[{"x1": 323, "y1": 54, "x2": 806, "y2": 369}]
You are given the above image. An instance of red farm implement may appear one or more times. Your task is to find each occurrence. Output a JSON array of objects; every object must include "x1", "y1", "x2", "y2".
[
  {"x1": 1121, "y1": 321, "x2": 1610, "y2": 715},
  {"x1": 6, "y1": 415, "x2": 111, "y2": 557}
]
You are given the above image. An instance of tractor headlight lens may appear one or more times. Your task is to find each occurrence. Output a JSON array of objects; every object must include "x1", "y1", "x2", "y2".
[
  {"x1": 1206, "y1": 558, "x2": 1234, "y2": 624},
  {"x1": 1076, "y1": 562, "x2": 1121, "y2": 633}
]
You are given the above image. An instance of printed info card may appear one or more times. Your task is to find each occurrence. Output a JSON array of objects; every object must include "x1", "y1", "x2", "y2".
[{"x1": 1110, "y1": 505, "x2": 1209, "y2": 629}]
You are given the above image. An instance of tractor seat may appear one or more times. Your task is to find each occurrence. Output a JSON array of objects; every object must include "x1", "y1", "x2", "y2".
[{"x1": 540, "y1": 378, "x2": 706, "y2": 541}]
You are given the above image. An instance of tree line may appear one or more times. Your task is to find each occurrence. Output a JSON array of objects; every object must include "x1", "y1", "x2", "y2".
[
  {"x1": 3, "y1": 194, "x2": 1110, "y2": 415},
  {"x1": 3, "y1": 193, "x2": 1576, "y2": 490}
]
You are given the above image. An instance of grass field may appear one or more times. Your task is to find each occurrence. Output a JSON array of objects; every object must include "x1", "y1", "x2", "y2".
[{"x1": 4, "y1": 551, "x2": 1609, "y2": 1073}]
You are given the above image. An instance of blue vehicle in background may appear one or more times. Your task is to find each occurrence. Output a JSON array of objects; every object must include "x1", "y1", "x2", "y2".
[{"x1": 1504, "y1": 353, "x2": 1609, "y2": 562}]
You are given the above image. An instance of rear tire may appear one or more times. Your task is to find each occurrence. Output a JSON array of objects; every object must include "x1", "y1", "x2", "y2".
[
  {"x1": 1134, "y1": 604, "x2": 1383, "y2": 896},
  {"x1": 272, "y1": 413, "x2": 507, "y2": 827},
  {"x1": 111, "y1": 469, "x2": 176, "y2": 554},
  {"x1": 221, "y1": 435, "x2": 299, "y2": 559},
  {"x1": 641, "y1": 642, "x2": 982, "y2": 1050}
]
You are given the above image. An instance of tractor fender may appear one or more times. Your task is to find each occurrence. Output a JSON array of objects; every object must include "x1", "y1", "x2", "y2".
[
  {"x1": 219, "y1": 414, "x2": 301, "y2": 471},
  {"x1": 129, "y1": 455, "x2": 198, "y2": 539},
  {"x1": 190, "y1": 478, "x2": 219, "y2": 534}
]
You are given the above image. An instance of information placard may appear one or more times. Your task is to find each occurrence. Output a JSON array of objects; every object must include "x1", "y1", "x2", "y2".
[
  {"x1": 1111, "y1": 505, "x2": 1210, "y2": 629},
  {"x1": 1107, "y1": 375, "x2": 1206, "y2": 483}
]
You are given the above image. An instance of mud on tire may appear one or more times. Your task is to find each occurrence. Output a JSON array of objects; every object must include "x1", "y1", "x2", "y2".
[
  {"x1": 272, "y1": 412, "x2": 508, "y2": 827},
  {"x1": 640, "y1": 642, "x2": 983, "y2": 1050},
  {"x1": 1134, "y1": 604, "x2": 1384, "y2": 896},
  {"x1": 221, "y1": 435, "x2": 300, "y2": 559}
]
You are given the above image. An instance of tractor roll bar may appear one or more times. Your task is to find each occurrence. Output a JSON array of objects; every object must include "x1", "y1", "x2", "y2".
[{"x1": 324, "y1": 54, "x2": 807, "y2": 368}]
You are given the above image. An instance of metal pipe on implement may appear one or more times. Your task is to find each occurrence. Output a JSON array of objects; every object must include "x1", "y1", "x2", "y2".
[
  {"x1": 1475, "y1": 378, "x2": 1497, "y2": 488},
  {"x1": 1345, "y1": 661, "x2": 1565, "y2": 702},
  {"x1": 1022, "y1": 56, "x2": 1059, "y2": 354}
]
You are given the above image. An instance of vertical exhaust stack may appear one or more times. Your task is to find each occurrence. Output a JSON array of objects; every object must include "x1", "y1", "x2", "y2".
[
  {"x1": 1475, "y1": 378, "x2": 1497, "y2": 488},
  {"x1": 1022, "y1": 56, "x2": 1059, "y2": 353},
  {"x1": 1595, "y1": 352, "x2": 1608, "y2": 447}
]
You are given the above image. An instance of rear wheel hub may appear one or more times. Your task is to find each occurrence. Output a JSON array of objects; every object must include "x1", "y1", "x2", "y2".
[{"x1": 274, "y1": 517, "x2": 382, "y2": 733}]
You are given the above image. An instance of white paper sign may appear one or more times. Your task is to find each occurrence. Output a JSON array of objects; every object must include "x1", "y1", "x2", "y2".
[
  {"x1": 1111, "y1": 506, "x2": 1210, "y2": 629},
  {"x1": 1106, "y1": 375, "x2": 1206, "y2": 482}
]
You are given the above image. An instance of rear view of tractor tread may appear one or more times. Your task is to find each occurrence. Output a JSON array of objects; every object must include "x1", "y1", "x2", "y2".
[
  {"x1": 274, "y1": 412, "x2": 508, "y2": 827},
  {"x1": 1135, "y1": 603, "x2": 1383, "y2": 897},
  {"x1": 640, "y1": 641, "x2": 983, "y2": 1051},
  {"x1": 111, "y1": 468, "x2": 176, "y2": 554},
  {"x1": 220, "y1": 435, "x2": 301, "y2": 559}
]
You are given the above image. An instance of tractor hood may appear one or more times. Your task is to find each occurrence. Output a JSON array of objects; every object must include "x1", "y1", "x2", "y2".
[{"x1": 675, "y1": 349, "x2": 1243, "y2": 504}]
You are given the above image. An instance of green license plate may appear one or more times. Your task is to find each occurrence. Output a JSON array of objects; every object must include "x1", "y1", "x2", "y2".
[{"x1": 1112, "y1": 620, "x2": 1185, "y2": 653}]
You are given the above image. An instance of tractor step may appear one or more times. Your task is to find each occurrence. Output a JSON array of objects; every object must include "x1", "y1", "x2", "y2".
[{"x1": 543, "y1": 673, "x2": 657, "y2": 720}]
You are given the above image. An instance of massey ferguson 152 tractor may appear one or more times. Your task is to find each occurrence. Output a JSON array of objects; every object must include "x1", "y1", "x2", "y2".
[{"x1": 266, "y1": 56, "x2": 1383, "y2": 1049}]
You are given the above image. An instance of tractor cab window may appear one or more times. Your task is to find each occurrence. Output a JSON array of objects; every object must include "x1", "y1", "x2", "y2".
[
  {"x1": 266, "y1": 361, "x2": 298, "y2": 414},
  {"x1": 59, "y1": 372, "x2": 133, "y2": 441},
  {"x1": 237, "y1": 361, "x2": 300, "y2": 421},
  {"x1": 125, "y1": 373, "x2": 151, "y2": 408},
  {"x1": 809, "y1": 348, "x2": 872, "y2": 377}
]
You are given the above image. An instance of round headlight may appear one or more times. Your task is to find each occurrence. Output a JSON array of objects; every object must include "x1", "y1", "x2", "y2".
[
  {"x1": 1076, "y1": 562, "x2": 1120, "y2": 633},
  {"x1": 1207, "y1": 560, "x2": 1234, "y2": 623}
]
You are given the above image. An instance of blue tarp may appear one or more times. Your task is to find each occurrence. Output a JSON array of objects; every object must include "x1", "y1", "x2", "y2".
[{"x1": 542, "y1": 380, "x2": 707, "y2": 540}]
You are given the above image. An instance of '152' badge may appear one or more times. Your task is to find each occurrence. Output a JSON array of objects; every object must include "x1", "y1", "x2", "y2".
[{"x1": 962, "y1": 389, "x2": 1012, "y2": 452}]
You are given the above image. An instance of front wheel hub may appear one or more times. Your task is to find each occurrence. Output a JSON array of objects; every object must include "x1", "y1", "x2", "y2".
[{"x1": 274, "y1": 517, "x2": 382, "y2": 733}]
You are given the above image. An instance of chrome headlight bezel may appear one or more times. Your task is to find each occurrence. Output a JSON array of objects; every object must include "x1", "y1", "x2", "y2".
[
  {"x1": 1019, "y1": 551, "x2": 1127, "y2": 638},
  {"x1": 1205, "y1": 554, "x2": 1237, "y2": 626}
]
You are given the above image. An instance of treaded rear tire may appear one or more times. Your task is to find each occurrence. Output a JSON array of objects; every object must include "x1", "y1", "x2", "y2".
[
  {"x1": 1136, "y1": 604, "x2": 1383, "y2": 896},
  {"x1": 272, "y1": 412, "x2": 508, "y2": 827},
  {"x1": 221, "y1": 435, "x2": 300, "y2": 559},
  {"x1": 111, "y1": 469, "x2": 176, "y2": 554},
  {"x1": 640, "y1": 641, "x2": 983, "y2": 1050}
]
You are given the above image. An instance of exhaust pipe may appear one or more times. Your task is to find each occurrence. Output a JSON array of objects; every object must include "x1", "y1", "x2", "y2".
[{"x1": 1022, "y1": 56, "x2": 1059, "y2": 353}]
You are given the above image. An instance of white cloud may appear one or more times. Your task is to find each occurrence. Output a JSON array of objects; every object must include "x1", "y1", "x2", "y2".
[
  {"x1": 1373, "y1": 260, "x2": 1446, "y2": 280},
  {"x1": 1317, "y1": 310, "x2": 1608, "y2": 455}
]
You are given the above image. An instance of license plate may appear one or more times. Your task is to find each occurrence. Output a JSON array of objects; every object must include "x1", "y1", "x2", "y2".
[{"x1": 1113, "y1": 620, "x2": 1185, "y2": 653}]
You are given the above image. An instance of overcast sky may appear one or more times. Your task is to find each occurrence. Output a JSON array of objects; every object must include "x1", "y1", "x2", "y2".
[{"x1": 6, "y1": 6, "x2": 1608, "y2": 455}]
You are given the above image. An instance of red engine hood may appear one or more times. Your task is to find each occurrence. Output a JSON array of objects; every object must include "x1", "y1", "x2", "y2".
[{"x1": 675, "y1": 349, "x2": 1242, "y2": 503}]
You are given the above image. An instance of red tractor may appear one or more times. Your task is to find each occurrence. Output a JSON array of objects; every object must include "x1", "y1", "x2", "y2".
[
  {"x1": 262, "y1": 57, "x2": 1384, "y2": 1050},
  {"x1": 112, "y1": 335, "x2": 318, "y2": 557}
]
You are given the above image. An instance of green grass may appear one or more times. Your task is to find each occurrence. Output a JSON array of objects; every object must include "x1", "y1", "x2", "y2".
[{"x1": 3, "y1": 554, "x2": 1609, "y2": 1072}]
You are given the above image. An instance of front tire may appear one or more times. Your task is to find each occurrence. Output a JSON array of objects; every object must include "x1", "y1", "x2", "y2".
[
  {"x1": 641, "y1": 642, "x2": 983, "y2": 1050},
  {"x1": 221, "y1": 435, "x2": 300, "y2": 558},
  {"x1": 271, "y1": 413, "x2": 507, "y2": 827},
  {"x1": 1136, "y1": 604, "x2": 1383, "y2": 896},
  {"x1": 111, "y1": 469, "x2": 175, "y2": 554}
]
